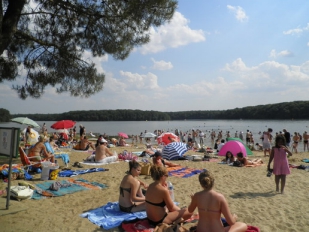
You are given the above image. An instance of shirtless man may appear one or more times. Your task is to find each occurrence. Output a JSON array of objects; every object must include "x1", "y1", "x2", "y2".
[
  {"x1": 80, "y1": 135, "x2": 95, "y2": 150},
  {"x1": 28, "y1": 136, "x2": 55, "y2": 162},
  {"x1": 85, "y1": 138, "x2": 116, "y2": 163}
]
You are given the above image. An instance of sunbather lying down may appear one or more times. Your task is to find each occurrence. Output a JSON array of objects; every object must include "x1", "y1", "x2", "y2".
[{"x1": 236, "y1": 152, "x2": 263, "y2": 166}]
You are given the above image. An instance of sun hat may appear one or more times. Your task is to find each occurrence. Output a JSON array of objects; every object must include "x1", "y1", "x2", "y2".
[{"x1": 100, "y1": 138, "x2": 107, "y2": 143}]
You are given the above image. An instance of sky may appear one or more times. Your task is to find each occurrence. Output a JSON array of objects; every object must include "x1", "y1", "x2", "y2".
[{"x1": 1, "y1": 0, "x2": 309, "y2": 114}]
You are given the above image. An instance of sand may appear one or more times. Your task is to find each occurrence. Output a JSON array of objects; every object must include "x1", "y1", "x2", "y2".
[{"x1": 1, "y1": 144, "x2": 309, "y2": 232}]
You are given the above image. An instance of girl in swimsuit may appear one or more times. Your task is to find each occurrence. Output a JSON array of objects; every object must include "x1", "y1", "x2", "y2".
[
  {"x1": 188, "y1": 170, "x2": 247, "y2": 232},
  {"x1": 145, "y1": 165, "x2": 192, "y2": 227},
  {"x1": 118, "y1": 160, "x2": 146, "y2": 213}
]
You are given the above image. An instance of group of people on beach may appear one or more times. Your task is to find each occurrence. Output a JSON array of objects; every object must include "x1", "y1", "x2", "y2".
[
  {"x1": 118, "y1": 157, "x2": 248, "y2": 231},
  {"x1": 115, "y1": 127, "x2": 293, "y2": 231}
]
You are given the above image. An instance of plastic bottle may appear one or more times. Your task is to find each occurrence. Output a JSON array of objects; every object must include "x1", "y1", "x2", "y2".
[{"x1": 167, "y1": 181, "x2": 175, "y2": 201}]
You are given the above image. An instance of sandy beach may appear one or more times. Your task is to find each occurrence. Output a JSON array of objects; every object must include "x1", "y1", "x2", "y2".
[{"x1": 1, "y1": 144, "x2": 309, "y2": 232}]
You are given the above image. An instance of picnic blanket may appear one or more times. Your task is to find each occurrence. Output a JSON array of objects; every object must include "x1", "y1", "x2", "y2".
[
  {"x1": 32, "y1": 178, "x2": 107, "y2": 199},
  {"x1": 167, "y1": 166, "x2": 204, "y2": 178},
  {"x1": 80, "y1": 201, "x2": 147, "y2": 230},
  {"x1": 58, "y1": 168, "x2": 108, "y2": 177}
]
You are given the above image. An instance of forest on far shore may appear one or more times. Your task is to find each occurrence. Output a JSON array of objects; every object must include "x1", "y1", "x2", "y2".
[{"x1": 1, "y1": 101, "x2": 308, "y2": 122}]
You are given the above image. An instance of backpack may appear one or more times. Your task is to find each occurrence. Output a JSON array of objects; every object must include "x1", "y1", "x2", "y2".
[{"x1": 233, "y1": 160, "x2": 242, "y2": 167}]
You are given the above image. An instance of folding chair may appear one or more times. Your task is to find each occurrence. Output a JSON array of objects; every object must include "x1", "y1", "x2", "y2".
[{"x1": 19, "y1": 146, "x2": 45, "y2": 173}]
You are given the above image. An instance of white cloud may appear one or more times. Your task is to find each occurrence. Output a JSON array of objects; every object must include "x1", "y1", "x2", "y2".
[
  {"x1": 151, "y1": 58, "x2": 173, "y2": 70},
  {"x1": 119, "y1": 71, "x2": 159, "y2": 89},
  {"x1": 227, "y1": 5, "x2": 248, "y2": 22},
  {"x1": 283, "y1": 23, "x2": 309, "y2": 35},
  {"x1": 139, "y1": 12, "x2": 205, "y2": 54},
  {"x1": 269, "y1": 49, "x2": 294, "y2": 58},
  {"x1": 224, "y1": 58, "x2": 309, "y2": 85}
]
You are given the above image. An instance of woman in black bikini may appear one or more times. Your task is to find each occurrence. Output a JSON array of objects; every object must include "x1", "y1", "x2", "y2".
[
  {"x1": 145, "y1": 165, "x2": 192, "y2": 227},
  {"x1": 118, "y1": 160, "x2": 146, "y2": 213},
  {"x1": 188, "y1": 170, "x2": 247, "y2": 232}
]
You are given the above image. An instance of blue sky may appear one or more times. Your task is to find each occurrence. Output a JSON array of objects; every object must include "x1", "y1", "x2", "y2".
[{"x1": 1, "y1": 0, "x2": 309, "y2": 114}]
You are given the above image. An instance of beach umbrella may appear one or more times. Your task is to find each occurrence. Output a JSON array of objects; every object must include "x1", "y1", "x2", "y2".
[
  {"x1": 218, "y1": 140, "x2": 247, "y2": 157},
  {"x1": 162, "y1": 142, "x2": 188, "y2": 160},
  {"x1": 11, "y1": 117, "x2": 40, "y2": 128},
  {"x1": 142, "y1": 132, "x2": 157, "y2": 138},
  {"x1": 118, "y1": 132, "x2": 129, "y2": 139},
  {"x1": 226, "y1": 137, "x2": 253, "y2": 155},
  {"x1": 157, "y1": 132, "x2": 179, "y2": 145},
  {"x1": 51, "y1": 120, "x2": 76, "y2": 129}
]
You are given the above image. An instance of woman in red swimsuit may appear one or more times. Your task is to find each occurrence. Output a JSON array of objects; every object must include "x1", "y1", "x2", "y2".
[{"x1": 188, "y1": 170, "x2": 247, "y2": 232}]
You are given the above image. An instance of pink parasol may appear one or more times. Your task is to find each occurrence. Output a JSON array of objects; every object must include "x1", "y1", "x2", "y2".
[
  {"x1": 218, "y1": 140, "x2": 247, "y2": 157},
  {"x1": 156, "y1": 132, "x2": 180, "y2": 146},
  {"x1": 118, "y1": 132, "x2": 129, "y2": 139}
]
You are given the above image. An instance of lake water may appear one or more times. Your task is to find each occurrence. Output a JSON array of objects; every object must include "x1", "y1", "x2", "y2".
[{"x1": 1, "y1": 119, "x2": 308, "y2": 148}]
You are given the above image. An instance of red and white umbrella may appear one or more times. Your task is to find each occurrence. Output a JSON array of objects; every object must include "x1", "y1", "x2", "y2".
[{"x1": 156, "y1": 132, "x2": 179, "y2": 146}]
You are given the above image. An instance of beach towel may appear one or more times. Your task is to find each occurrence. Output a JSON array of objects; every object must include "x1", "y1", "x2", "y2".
[
  {"x1": 80, "y1": 201, "x2": 147, "y2": 230},
  {"x1": 167, "y1": 167, "x2": 204, "y2": 178},
  {"x1": 58, "y1": 168, "x2": 108, "y2": 177},
  {"x1": 302, "y1": 158, "x2": 309, "y2": 163},
  {"x1": 81, "y1": 161, "x2": 119, "y2": 166},
  {"x1": 121, "y1": 219, "x2": 153, "y2": 232},
  {"x1": 54, "y1": 153, "x2": 70, "y2": 165},
  {"x1": 32, "y1": 178, "x2": 107, "y2": 199}
]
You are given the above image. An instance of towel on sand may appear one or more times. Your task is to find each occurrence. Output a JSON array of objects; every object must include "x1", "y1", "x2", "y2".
[
  {"x1": 167, "y1": 166, "x2": 204, "y2": 178},
  {"x1": 55, "y1": 154, "x2": 70, "y2": 165},
  {"x1": 58, "y1": 168, "x2": 108, "y2": 177},
  {"x1": 80, "y1": 201, "x2": 147, "y2": 230}
]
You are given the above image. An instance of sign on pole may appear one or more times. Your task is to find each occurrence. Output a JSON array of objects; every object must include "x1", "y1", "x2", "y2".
[{"x1": 0, "y1": 127, "x2": 20, "y2": 209}]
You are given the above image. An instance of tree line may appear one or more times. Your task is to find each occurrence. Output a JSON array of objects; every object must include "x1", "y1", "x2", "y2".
[{"x1": 1, "y1": 101, "x2": 308, "y2": 122}]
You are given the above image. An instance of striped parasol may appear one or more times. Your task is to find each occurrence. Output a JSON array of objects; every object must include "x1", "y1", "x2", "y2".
[{"x1": 162, "y1": 142, "x2": 188, "y2": 160}]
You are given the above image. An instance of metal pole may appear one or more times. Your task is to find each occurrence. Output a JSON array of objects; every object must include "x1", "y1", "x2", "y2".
[{"x1": 6, "y1": 128, "x2": 15, "y2": 209}]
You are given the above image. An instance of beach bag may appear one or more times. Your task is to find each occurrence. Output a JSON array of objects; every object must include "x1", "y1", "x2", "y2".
[
  {"x1": 140, "y1": 162, "x2": 152, "y2": 175},
  {"x1": 10, "y1": 186, "x2": 34, "y2": 201},
  {"x1": 233, "y1": 160, "x2": 242, "y2": 167}
]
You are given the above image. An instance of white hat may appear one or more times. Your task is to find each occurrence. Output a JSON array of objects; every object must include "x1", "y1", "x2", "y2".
[{"x1": 100, "y1": 138, "x2": 107, "y2": 143}]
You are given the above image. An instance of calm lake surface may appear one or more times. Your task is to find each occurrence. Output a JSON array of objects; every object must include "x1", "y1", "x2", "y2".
[{"x1": 1, "y1": 119, "x2": 308, "y2": 147}]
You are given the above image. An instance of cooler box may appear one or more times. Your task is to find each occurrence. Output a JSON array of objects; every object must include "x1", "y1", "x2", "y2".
[{"x1": 41, "y1": 161, "x2": 59, "y2": 180}]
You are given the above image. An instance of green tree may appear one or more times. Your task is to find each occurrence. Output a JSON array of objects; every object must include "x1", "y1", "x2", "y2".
[
  {"x1": 0, "y1": 108, "x2": 11, "y2": 122},
  {"x1": 0, "y1": 0, "x2": 177, "y2": 99}
]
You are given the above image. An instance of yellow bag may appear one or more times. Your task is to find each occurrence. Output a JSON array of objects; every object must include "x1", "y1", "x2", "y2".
[{"x1": 140, "y1": 162, "x2": 152, "y2": 175}]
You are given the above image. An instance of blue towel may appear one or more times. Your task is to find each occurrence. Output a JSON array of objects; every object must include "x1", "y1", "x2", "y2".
[
  {"x1": 55, "y1": 154, "x2": 70, "y2": 165},
  {"x1": 80, "y1": 202, "x2": 147, "y2": 230},
  {"x1": 58, "y1": 168, "x2": 107, "y2": 177},
  {"x1": 44, "y1": 142, "x2": 55, "y2": 154}
]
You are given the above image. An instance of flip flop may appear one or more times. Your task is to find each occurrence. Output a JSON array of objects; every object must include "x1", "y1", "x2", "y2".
[
  {"x1": 76, "y1": 163, "x2": 84, "y2": 168},
  {"x1": 72, "y1": 162, "x2": 79, "y2": 167}
]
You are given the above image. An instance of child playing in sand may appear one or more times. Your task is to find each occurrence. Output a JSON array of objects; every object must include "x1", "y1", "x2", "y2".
[
  {"x1": 267, "y1": 135, "x2": 292, "y2": 194},
  {"x1": 188, "y1": 170, "x2": 247, "y2": 232}
]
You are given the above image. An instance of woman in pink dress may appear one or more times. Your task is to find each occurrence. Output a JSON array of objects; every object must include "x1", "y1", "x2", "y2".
[{"x1": 267, "y1": 135, "x2": 292, "y2": 194}]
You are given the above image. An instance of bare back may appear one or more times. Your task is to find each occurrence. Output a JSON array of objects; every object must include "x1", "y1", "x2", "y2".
[
  {"x1": 189, "y1": 190, "x2": 235, "y2": 232},
  {"x1": 95, "y1": 144, "x2": 113, "y2": 161}
]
